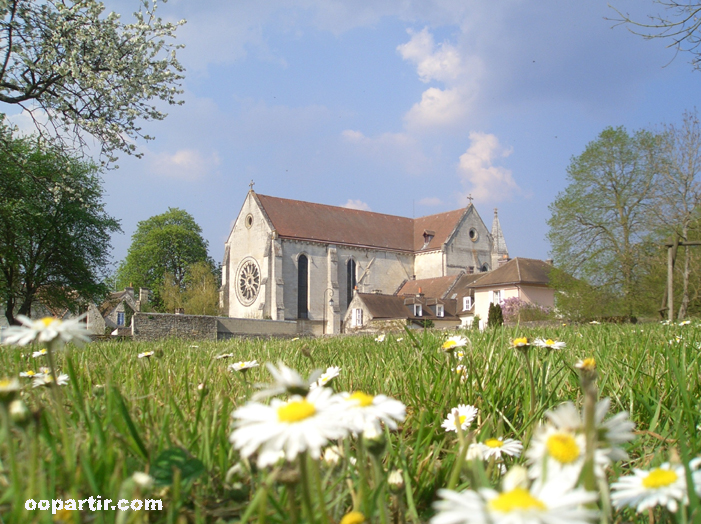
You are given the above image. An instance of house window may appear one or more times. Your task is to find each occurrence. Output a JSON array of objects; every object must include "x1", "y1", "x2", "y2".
[
  {"x1": 436, "y1": 304, "x2": 444, "y2": 317},
  {"x1": 463, "y1": 297, "x2": 473, "y2": 311},
  {"x1": 413, "y1": 304, "x2": 422, "y2": 317},
  {"x1": 117, "y1": 311, "x2": 125, "y2": 326},
  {"x1": 353, "y1": 308, "x2": 363, "y2": 327},
  {"x1": 298, "y1": 254, "x2": 309, "y2": 319},
  {"x1": 481, "y1": 263, "x2": 489, "y2": 272},
  {"x1": 492, "y1": 290, "x2": 502, "y2": 304}
]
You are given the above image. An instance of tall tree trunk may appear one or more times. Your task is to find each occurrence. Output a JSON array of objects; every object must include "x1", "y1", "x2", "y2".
[{"x1": 679, "y1": 245, "x2": 692, "y2": 319}]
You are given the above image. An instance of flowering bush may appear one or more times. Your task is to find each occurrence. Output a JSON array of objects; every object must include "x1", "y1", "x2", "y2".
[{"x1": 501, "y1": 297, "x2": 552, "y2": 322}]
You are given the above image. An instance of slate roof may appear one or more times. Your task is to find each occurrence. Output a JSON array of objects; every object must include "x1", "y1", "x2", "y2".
[
  {"x1": 255, "y1": 193, "x2": 469, "y2": 253},
  {"x1": 397, "y1": 274, "x2": 462, "y2": 299},
  {"x1": 470, "y1": 258, "x2": 553, "y2": 288}
]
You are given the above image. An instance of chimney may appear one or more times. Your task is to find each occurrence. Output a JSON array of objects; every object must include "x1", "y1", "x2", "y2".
[
  {"x1": 139, "y1": 288, "x2": 149, "y2": 304},
  {"x1": 546, "y1": 259, "x2": 554, "y2": 266},
  {"x1": 125, "y1": 286, "x2": 134, "y2": 298}
]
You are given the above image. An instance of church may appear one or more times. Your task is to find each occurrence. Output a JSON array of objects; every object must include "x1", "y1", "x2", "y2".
[{"x1": 220, "y1": 189, "x2": 509, "y2": 334}]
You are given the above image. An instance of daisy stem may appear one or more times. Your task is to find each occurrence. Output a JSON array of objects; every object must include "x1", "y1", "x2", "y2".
[
  {"x1": 0, "y1": 406, "x2": 20, "y2": 517},
  {"x1": 299, "y1": 451, "x2": 317, "y2": 524},
  {"x1": 286, "y1": 484, "x2": 300, "y2": 524},
  {"x1": 311, "y1": 455, "x2": 331, "y2": 524},
  {"x1": 581, "y1": 373, "x2": 597, "y2": 494},
  {"x1": 356, "y1": 437, "x2": 370, "y2": 515},
  {"x1": 519, "y1": 348, "x2": 537, "y2": 418},
  {"x1": 371, "y1": 456, "x2": 389, "y2": 524},
  {"x1": 46, "y1": 340, "x2": 75, "y2": 472},
  {"x1": 447, "y1": 417, "x2": 470, "y2": 490}
]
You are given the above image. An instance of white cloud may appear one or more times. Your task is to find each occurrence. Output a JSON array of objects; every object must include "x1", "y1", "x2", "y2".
[
  {"x1": 397, "y1": 28, "x2": 462, "y2": 83},
  {"x1": 404, "y1": 87, "x2": 468, "y2": 130},
  {"x1": 342, "y1": 199, "x2": 372, "y2": 211},
  {"x1": 457, "y1": 132, "x2": 519, "y2": 202},
  {"x1": 149, "y1": 149, "x2": 221, "y2": 181}
]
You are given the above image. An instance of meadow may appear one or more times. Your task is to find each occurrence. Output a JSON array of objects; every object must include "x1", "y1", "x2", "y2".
[{"x1": 1, "y1": 321, "x2": 700, "y2": 524}]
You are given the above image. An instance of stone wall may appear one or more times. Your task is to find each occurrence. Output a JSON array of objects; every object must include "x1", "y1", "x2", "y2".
[{"x1": 132, "y1": 312, "x2": 218, "y2": 341}]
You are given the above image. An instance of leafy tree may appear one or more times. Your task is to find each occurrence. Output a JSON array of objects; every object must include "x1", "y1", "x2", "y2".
[
  {"x1": 183, "y1": 261, "x2": 220, "y2": 316},
  {"x1": 487, "y1": 302, "x2": 503, "y2": 327},
  {"x1": 0, "y1": 0, "x2": 185, "y2": 162},
  {"x1": 0, "y1": 117, "x2": 121, "y2": 325},
  {"x1": 547, "y1": 127, "x2": 661, "y2": 317},
  {"x1": 116, "y1": 208, "x2": 214, "y2": 311}
]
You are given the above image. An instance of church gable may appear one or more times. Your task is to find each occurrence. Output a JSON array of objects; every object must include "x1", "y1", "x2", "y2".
[{"x1": 443, "y1": 204, "x2": 494, "y2": 274}]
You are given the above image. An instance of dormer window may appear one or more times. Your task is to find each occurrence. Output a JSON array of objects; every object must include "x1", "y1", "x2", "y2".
[
  {"x1": 413, "y1": 304, "x2": 422, "y2": 317},
  {"x1": 436, "y1": 304, "x2": 444, "y2": 317},
  {"x1": 463, "y1": 297, "x2": 473, "y2": 311},
  {"x1": 422, "y1": 229, "x2": 435, "y2": 249}
]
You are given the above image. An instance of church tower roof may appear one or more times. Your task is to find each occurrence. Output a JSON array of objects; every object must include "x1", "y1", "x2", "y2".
[{"x1": 491, "y1": 208, "x2": 509, "y2": 258}]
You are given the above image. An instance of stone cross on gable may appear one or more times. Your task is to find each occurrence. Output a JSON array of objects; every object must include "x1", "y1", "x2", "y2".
[
  {"x1": 467, "y1": 194, "x2": 473, "y2": 205},
  {"x1": 249, "y1": 180, "x2": 255, "y2": 191}
]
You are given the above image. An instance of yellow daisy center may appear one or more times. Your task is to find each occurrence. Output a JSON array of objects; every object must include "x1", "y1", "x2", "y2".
[
  {"x1": 0, "y1": 379, "x2": 12, "y2": 388},
  {"x1": 512, "y1": 337, "x2": 529, "y2": 346},
  {"x1": 40, "y1": 317, "x2": 54, "y2": 327},
  {"x1": 545, "y1": 433, "x2": 580, "y2": 464},
  {"x1": 580, "y1": 358, "x2": 596, "y2": 370},
  {"x1": 278, "y1": 400, "x2": 316, "y2": 423},
  {"x1": 545, "y1": 339, "x2": 555, "y2": 346},
  {"x1": 485, "y1": 438, "x2": 503, "y2": 448},
  {"x1": 25, "y1": 370, "x2": 35, "y2": 376},
  {"x1": 458, "y1": 415, "x2": 467, "y2": 425},
  {"x1": 642, "y1": 468, "x2": 678, "y2": 489},
  {"x1": 488, "y1": 488, "x2": 547, "y2": 513},
  {"x1": 340, "y1": 511, "x2": 366, "y2": 524},
  {"x1": 442, "y1": 340, "x2": 457, "y2": 349},
  {"x1": 348, "y1": 391, "x2": 374, "y2": 407}
]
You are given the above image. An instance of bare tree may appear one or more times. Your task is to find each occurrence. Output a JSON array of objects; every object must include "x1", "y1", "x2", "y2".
[
  {"x1": 611, "y1": 2, "x2": 701, "y2": 71},
  {"x1": 657, "y1": 110, "x2": 701, "y2": 318}
]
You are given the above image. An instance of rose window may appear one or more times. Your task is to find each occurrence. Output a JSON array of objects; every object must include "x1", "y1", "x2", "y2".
[{"x1": 236, "y1": 258, "x2": 260, "y2": 306}]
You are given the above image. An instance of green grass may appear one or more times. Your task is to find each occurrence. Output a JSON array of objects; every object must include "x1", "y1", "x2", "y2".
[{"x1": 1, "y1": 322, "x2": 700, "y2": 523}]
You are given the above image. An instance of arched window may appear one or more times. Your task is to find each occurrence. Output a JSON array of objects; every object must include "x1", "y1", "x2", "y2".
[
  {"x1": 298, "y1": 254, "x2": 309, "y2": 319},
  {"x1": 347, "y1": 258, "x2": 357, "y2": 308},
  {"x1": 481, "y1": 263, "x2": 489, "y2": 272}
]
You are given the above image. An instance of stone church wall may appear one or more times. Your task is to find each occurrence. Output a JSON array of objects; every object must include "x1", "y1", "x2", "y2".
[
  {"x1": 445, "y1": 207, "x2": 493, "y2": 273},
  {"x1": 225, "y1": 194, "x2": 272, "y2": 319},
  {"x1": 414, "y1": 251, "x2": 443, "y2": 279}
]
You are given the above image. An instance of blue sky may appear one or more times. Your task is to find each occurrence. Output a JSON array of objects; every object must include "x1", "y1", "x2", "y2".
[{"x1": 9, "y1": 0, "x2": 701, "y2": 270}]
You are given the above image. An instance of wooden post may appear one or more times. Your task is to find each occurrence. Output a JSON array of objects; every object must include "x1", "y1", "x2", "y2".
[{"x1": 668, "y1": 245, "x2": 674, "y2": 323}]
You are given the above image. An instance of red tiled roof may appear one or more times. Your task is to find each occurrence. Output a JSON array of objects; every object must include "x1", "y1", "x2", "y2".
[
  {"x1": 256, "y1": 193, "x2": 467, "y2": 253},
  {"x1": 471, "y1": 258, "x2": 552, "y2": 288},
  {"x1": 397, "y1": 274, "x2": 461, "y2": 299}
]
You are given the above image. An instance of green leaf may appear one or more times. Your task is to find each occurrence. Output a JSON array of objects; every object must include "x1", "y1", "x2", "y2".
[{"x1": 150, "y1": 447, "x2": 205, "y2": 488}]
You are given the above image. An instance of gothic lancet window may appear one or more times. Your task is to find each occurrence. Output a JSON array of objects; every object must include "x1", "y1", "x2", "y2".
[
  {"x1": 347, "y1": 258, "x2": 357, "y2": 308},
  {"x1": 298, "y1": 254, "x2": 309, "y2": 319}
]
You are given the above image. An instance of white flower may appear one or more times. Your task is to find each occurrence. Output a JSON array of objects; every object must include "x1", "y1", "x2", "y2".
[
  {"x1": 679, "y1": 320, "x2": 691, "y2": 326},
  {"x1": 375, "y1": 334, "x2": 386, "y2": 342},
  {"x1": 441, "y1": 404, "x2": 478, "y2": 433},
  {"x1": 431, "y1": 480, "x2": 598, "y2": 524},
  {"x1": 323, "y1": 445, "x2": 342, "y2": 466},
  {"x1": 589, "y1": 320, "x2": 600, "y2": 325},
  {"x1": 138, "y1": 351, "x2": 154, "y2": 359},
  {"x1": 533, "y1": 338, "x2": 566, "y2": 351},
  {"x1": 455, "y1": 349, "x2": 467, "y2": 360},
  {"x1": 230, "y1": 386, "x2": 350, "y2": 468},
  {"x1": 132, "y1": 472, "x2": 155, "y2": 489},
  {"x1": 442, "y1": 336, "x2": 469, "y2": 352},
  {"x1": 453, "y1": 365, "x2": 468, "y2": 382},
  {"x1": 19, "y1": 370, "x2": 43, "y2": 378},
  {"x1": 0, "y1": 377, "x2": 21, "y2": 402},
  {"x1": 611, "y1": 460, "x2": 701, "y2": 514},
  {"x1": 32, "y1": 373, "x2": 69, "y2": 388},
  {"x1": 526, "y1": 425, "x2": 586, "y2": 489},
  {"x1": 229, "y1": 360, "x2": 259, "y2": 372},
  {"x1": 215, "y1": 353, "x2": 234, "y2": 359},
  {"x1": 2, "y1": 315, "x2": 90, "y2": 347},
  {"x1": 396, "y1": 337, "x2": 404, "y2": 342},
  {"x1": 252, "y1": 362, "x2": 322, "y2": 401},
  {"x1": 310, "y1": 366, "x2": 341, "y2": 389},
  {"x1": 470, "y1": 438, "x2": 523, "y2": 461},
  {"x1": 32, "y1": 348, "x2": 48, "y2": 358},
  {"x1": 341, "y1": 391, "x2": 406, "y2": 433}
]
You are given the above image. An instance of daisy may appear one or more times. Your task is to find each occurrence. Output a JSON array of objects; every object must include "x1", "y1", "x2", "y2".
[
  {"x1": 396, "y1": 337, "x2": 404, "y2": 342},
  {"x1": 375, "y1": 334, "x2": 386, "y2": 342},
  {"x1": 310, "y1": 366, "x2": 341, "y2": 389},
  {"x1": 215, "y1": 353, "x2": 234, "y2": 359},
  {"x1": 341, "y1": 391, "x2": 406, "y2": 433},
  {"x1": 442, "y1": 336, "x2": 468, "y2": 353},
  {"x1": 19, "y1": 370, "x2": 43, "y2": 378},
  {"x1": 32, "y1": 348, "x2": 48, "y2": 358},
  {"x1": 453, "y1": 365, "x2": 468, "y2": 382},
  {"x1": 230, "y1": 386, "x2": 350, "y2": 467},
  {"x1": 32, "y1": 373, "x2": 69, "y2": 387},
  {"x1": 679, "y1": 320, "x2": 691, "y2": 326},
  {"x1": 589, "y1": 320, "x2": 600, "y2": 325},
  {"x1": 611, "y1": 459, "x2": 701, "y2": 514},
  {"x1": 2, "y1": 315, "x2": 90, "y2": 346},
  {"x1": 470, "y1": 437, "x2": 523, "y2": 461},
  {"x1": 442, "y1": 404, "x2": 478, "y2": 433},
  {"x1": 252, "y1": 362, "x2": 322, "y2": 401},
  {"x1": 510, "y1": 337, "x2": 530, "y2": 349},
  {"x1": 138, "y1": 351, "x2": 155, "y2": 359},
  {"x1": 455, "y1": 349, "x2": 467, "y2": 360},
  {"x1": 229, "y1": 360, "x2": 259, "y2": 372},
  {"x1": 0, "y1": 378, "x2": 21, "y2": 403},
  {"x1": 431, "y1": 475, "x2": 598, "y2": 524},
  {"x1": 526, "y1": 425, "x2": 586, "y2": 488},
  {"x1": 533, "y1": 338, "x2": 566, "y2": 351}
]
